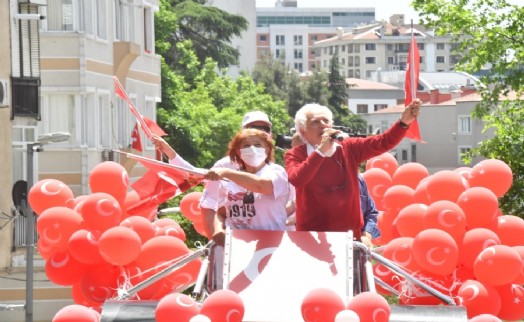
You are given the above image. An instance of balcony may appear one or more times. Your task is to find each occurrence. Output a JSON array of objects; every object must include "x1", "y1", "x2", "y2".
[{"x1": 11, "y1": 77, "x2": 40, "y2": 120}]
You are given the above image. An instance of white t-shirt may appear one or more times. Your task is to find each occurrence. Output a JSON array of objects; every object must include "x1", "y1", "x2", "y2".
[
  {"x1": 200, "y1": 156, "x2": 238, "y2": 211},
  {"x1": 217, "y1": 163, "x2": 289, "y2": 231}
]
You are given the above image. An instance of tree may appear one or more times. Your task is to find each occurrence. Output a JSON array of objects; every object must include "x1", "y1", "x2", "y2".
[
  {"x1": 160, "y1": 0, "x2": 248, "y2": 70},
  {"x1": 413, "y1": 0, "x2": 524, "y2": 215},
  {"x1": 328, "y1": 53, "x2": 349, "y2": 116}
]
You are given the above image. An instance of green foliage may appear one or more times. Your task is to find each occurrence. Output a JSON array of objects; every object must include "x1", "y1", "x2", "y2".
[
  {"x1": 328, "y1": 53, "x2": 349, "y2": 114},
  {"x1": 163, "y1": 0, "x2": 248, "y2": 69},
  {"x1": 414, "y1": 0, "x2": 524, "y2": 215}
]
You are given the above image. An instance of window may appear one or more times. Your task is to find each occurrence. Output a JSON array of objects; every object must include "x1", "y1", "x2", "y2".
[
  {"x1": 348, "y1": 44, "x2": 353, "y2": 53},
  {"x1": 46, "y1": 0, "x2": 74, "y2": 31},
  {"x1": 347, "y1": 69, "x2": 354, "y2": 77},
  {"x1": 96, "y1": 0, "x2": 106, "y2": 38},
  {"x1": 356, "y1": 104, "x2": 368, "y2": 113},
  {"x1": 458, "y1": 115, "x2": 471, "y2": 134},
  {"x1": 365, "y1": 57, "x2": 376, "y2": 64},
  {"x1": 387, "y1": 57, "x2": 394, "y2": 64},
  {"x1": 294, "y1": 63, "x2": 303, "y2": 72},
  {"x1": 365, "y1": 43, "x2": 376, "y2": 50},
  {"x1": 276, "y1": 35, "x2": 285, "y2": 45},
  {"x1": 437, "y1": 43, "x2": 445, "y2": 50},
  {"x1": 259, "y1": 48, "x2": 269, "y2": 59},
  {"x1": 401, "y1": 149, "x2": 408, "y2": 161},
  {"x1": 420, "y1": 56, "x2": 424, "y2": 64},
  {"x1": 374, "y1": 104, "x2": 388, "y2": 111},
  {"x1": 348, "y1": 56, "x2": 353, "y2": 67},
  {"x1": 260, "y1": 35, "x2": 267, "y2": 42},
  {"x1": 275, "y1": 49, "x2": 283, "y2": 59},
  {"x1": 311, "y1": 35, "x2": 318, "y2": 42},
  {"x1": 98, "y1": 94, "x2": 111, "y2": 148},
  {"x1": 341, "y1": 45, "x2": 345, "y2": 52},
  {"x1": 355, "y1": 56, "x2": 360, "y2": 67},
  {"x1": 294, "y1": 49, "x2": 303, "y2": 59},
  {"x1": 458, "y1": 146, "x2": 471, "y2": 164},
  {"x1": 340, "y1": 58, "x2": 345, "y2": 65},
  {"x1": 386, "y1": 44, "x2": 393, "y2": 51},
  {"x1": 436, "y1": 56, "x2": 445, "y2": 63},
  {"x1": 417, "y1": 43, "x2": 425, "y2": 50},
  {"x1": 294, "y1": 35, "x2": 303, "y2": 46},
  {"x1": 39, "y1": 94, "x2": 75, "y2": 145},
  {"x1": 143, "y1": 6, "x2": 154, "y2": 53},
  {"x1": 78, "y1": 0, "x2": 94, "y2": 33},
  {"x1": 365, "y1": 70, "x2": 373, "y2": 78}
]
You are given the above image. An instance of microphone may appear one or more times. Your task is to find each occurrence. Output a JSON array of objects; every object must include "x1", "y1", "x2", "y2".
[{"x1": 330, "y1": 133, "x2": 345, "y2": 141}]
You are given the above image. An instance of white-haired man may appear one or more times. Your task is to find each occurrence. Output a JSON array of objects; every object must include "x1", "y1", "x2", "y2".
[{"x1": 284, "y1": 100, "x2": 421, "y2": 246}]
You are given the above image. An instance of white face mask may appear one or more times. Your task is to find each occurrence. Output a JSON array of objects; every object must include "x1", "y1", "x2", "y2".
[{"x1": 240, "y1": 146, "x2": 267, "y2": 167}]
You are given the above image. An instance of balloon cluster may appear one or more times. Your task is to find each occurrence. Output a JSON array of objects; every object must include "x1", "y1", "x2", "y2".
[
  {"x1": 156, "y1": 289, "x2": 244, "y2": 322},
  {"x1": 29, "y1": 161, "x2": 202, "y2": 315},
  {"x1": 301, "y1": 289, "x2": 390, "y2": 322},
  {"x1": 364, "y1": 154, "x2": 524, "y2": 320},
  {"x1": 179, "y1": 191, "x2": 210, "y2": 239}
]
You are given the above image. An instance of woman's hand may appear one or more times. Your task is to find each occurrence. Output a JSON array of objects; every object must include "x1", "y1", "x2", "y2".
[{"x1": 151, "y1": 134, "x2": 176, "y2": 159}]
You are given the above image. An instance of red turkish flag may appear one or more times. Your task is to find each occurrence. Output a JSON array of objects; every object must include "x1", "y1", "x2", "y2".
[
  {"x1": 143, "y1": 116, "x2": 167, "y2": 136},
  {"x1": 113, "y1": 76, "x2": 154, "y2": 139},
  {"x1": 128, "y1": 171, "x2": 179, "y2": 216},
  {"x1": 130, "y1": 123, "x2": 143, "y2": 152},
  {"x1": 404, "y1": 33, "x2": 424, "y2": 142},
  {"x1": 126, "y1": 152, "x2": 206, "y2": 193}
]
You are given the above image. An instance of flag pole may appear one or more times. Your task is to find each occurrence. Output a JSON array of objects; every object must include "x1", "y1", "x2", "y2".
[{"x1": 410, "y1": 19, "x2": 416, "y2": 102}]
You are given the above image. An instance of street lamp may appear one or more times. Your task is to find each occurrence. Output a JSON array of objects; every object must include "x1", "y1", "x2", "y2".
[{"x1": 25, "y1": 131, "x2": 70, "y2": 322}]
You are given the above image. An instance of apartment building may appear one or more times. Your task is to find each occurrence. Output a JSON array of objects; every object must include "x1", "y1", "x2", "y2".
[
  {"x1": 313, "y1": 16, "x2": 459, "y2": 78},
  {"x1": 0, "y1": 0, "x2": 14, "y2": 270},
  {"x1": 256, "y1": 2, "x2": 376, "y2": 73},
  {"x1": 4, "y1": 0, "x2": 161, "y2": 269}
]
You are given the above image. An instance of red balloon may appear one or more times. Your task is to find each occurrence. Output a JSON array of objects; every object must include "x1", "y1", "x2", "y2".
[
  {"x1": 468, "y1": 314, "x2": 502, "y2": 322},
  {"x1": 347, "y1": 291, "x2": 390, "y2": 322},
  {"x1": 468, "y1": 159, "x2": 512, "y2": 198},
  {"x1": 413, "y1": 177, "x2": 431, "y2": 205},
  {"x1": 135, "y1": 236, "x2": 196, "y2": 284},
  {"x1": 89, "y1": 161, "x2": 129, "y2": 202},
  {"x1": 454, "y1": 167, "x2": 472, "y2": 180},
  {"x1": 45, "y1": 251, "x2": 88, "y2": 286},
  {"x1": 200, "y1": 289, "x2": 245, "y2": 322},
  {"x1": 394, "y1": 203, "x2": 427, "y2": 238},
  {"x1": 71, "y1": 283, "x2": 101, "y2": 309},
  {"x1": 120, "y1": 215, "x2": 156, "y2": 243},
  {"x1": 78, "y1": 192, "x2": 122, "y2": 232},
  {"x1": 37, "y1": 206, "x2": 83, "y2": 250},
  {"x1": 52, "y1": 304, "x2": 99, "y2": 322},
  {"x1": 376, "y1": 210, "x2": 400, "y2": 246},
  {"x1": 457, "y1": 187, "x2": 499, "y2": 229},
  {"x1": 155, "y1": 292, "x2": 200, "y2": 322},
  {"x1": 457, "y1": 279, "x2": 501, "y2": 318},
  {"x1": 459, "y1": 228, "x2": 500, "y2": 269},
  {"x1": 79, "y1": 263, "x2": 120, "y2": 304},
  {"x1": 366, "y1": 152, "x2": 398, "y2": 177},
  {"x1": 300, "y1": 288, "x2": 345, "y2": 322},
  {"x1": 361, "y1": 168, "x2": 392, "y2": 211},
  {"x1": 373, "y1": 263, "x2": 400, "y2": 295},
  {"x1": 98, "y1": 226, "x2": 142, "y2": 266},
  {"x1": 28, "y1": 179, "x2": 75, "y2": 215},
  {"x1": 496, "y1": 284, "x2": 524, "y2": 321},
  {"x1": 193, "y1": 220, "x2": 210, "y2": 239},
  {"x1": 398, "y1": 270, "x2": 452, "y2": 305},
  {"x1": 426, "y1": 170, "x2": 468, "y2": 203},
  {"x1": 67, "y1": 229, "x2": 104, "y2": 265},
  {"x1": 179, "y1": 192, "x2": 204, "y2": 222},
  {"x1": 383, "y1": 185, "x2": 415, "y2": 211},
  {"x1": 496, "y1": 215, "x2": 524, "y2": 246},
  {"x1": 423, "y1": 200, "x2": 466, "y2": 246},
  {"x1": 391, "y1": 162, "x2": 429, "y2": 189},
  {"x1": 473, "y1": 244, "x2": 523, "y2": 286},
  {"x1": 38, "y1": 238, "x2": 60, "y2": 260},
  {"x1": 512, "y1": 246, "x2": 524, "y2": 284},
  {"x1": 383, "y1": 237, "x2": 420, "y2": 272},
  {"x1": 412, "y1": 229, "x2": 459, "y2": 276}
]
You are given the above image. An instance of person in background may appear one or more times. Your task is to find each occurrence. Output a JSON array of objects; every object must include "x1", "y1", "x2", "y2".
[
  {"x1": 285, "y1": 100, "x2": 421, "y2": 246},
  {"x1": 204, "y1": 128, "x2": 290, "y2": 245}
]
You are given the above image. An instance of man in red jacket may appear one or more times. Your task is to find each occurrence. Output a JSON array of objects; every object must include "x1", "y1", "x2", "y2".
[{"x1": 284, "y1": 100, "x2": 421, "y2": 245}]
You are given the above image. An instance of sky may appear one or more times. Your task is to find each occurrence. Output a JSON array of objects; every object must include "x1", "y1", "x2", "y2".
[
  {"x1": 255, "y1": 0, "x2": 524, "y2": 24},
  {"x1": 255, "y1": 0, "x2": 422, "y2": 23}
]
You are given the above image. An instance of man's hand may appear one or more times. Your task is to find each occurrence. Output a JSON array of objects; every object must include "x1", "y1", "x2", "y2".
[
  {"x1": 400, "y1": 99, "x2": 422, "y2": 126},
  {"x1": 361, "y1": 231, "x2": 373, "y2": 249}
]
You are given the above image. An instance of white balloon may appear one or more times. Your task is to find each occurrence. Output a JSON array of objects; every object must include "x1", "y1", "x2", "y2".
[
  {"x1": 335, "y1": 309, "x2": 360, "y2": 322},
  {"x1": 190, "y1": 314, "x2": 211, "y2": 322}
]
